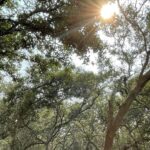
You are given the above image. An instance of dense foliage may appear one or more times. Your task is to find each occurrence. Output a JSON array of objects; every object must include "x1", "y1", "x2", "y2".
[{"x1": 0, "y1": 0, "x2": 149, "y2": 150}]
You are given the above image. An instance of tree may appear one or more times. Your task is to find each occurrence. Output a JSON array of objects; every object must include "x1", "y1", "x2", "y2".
[
  {"x1": 101, "y1": 0, "x2": 150, "y2": 149},
  {"x1": 0, "y1": 0, "x2": 150, "y2": 150}
]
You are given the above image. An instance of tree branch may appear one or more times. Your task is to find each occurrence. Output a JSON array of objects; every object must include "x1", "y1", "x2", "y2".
[
  {"x1": 113, "y1": 70, "x2": 150, "y2": 131},
  {"x1": 117, "y1": 0, "x2": 148, "y2": 53}
]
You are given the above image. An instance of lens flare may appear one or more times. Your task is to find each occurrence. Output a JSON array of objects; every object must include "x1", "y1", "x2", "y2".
[{"x1": 100, "y1": 3, "x2": 119, "y2": 19}]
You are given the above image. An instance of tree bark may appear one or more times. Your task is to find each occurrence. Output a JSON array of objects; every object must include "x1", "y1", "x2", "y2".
[
  {"x1": 104, "y1": 126, "x2": 115, "y2": 150},
  {"x1": 45, "y1": 144, "x2": 49, "y2": 150},
  {"x1": 104, "y1": 70, "x2": 150, "y2": 150}
]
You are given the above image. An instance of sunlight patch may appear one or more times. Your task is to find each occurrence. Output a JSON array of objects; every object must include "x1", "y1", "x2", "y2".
[{"x1": 100, "y1": 3, "x2": 119, "y2": 19}]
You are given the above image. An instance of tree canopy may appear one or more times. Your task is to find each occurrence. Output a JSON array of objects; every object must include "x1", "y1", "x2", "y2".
[{"x1": 0, "y1": 0, "x2": 150, "y2": 150}]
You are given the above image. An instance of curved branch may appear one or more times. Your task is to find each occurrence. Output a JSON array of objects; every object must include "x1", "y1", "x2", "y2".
[
  {"x1": 117, "y1": 0, "x2": 148, "y2": 53},
  {"x1": 117, "y1": 0, "x2": 150, "y2": 77}
]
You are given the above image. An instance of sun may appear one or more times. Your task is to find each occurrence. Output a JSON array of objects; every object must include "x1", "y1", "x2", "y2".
[{"x1": 100, "y1": 3, "x2": 118, "y2": 19}]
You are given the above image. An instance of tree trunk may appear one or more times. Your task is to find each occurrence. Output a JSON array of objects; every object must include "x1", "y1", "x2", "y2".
[
  {"x1": 104, "y1": 128, "x2": 115, "y2": 150},
  {"x1": 45, "y1": 144, "x2": 49, "y2": 150}
]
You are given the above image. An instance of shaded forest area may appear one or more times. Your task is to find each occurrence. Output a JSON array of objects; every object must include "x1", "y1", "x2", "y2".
[{"x1": 0, "y1": 0, "x2": 150, "y2": 149}]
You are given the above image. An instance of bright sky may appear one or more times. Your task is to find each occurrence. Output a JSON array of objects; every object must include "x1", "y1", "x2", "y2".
[{"x1": 71, "y1": 50, "x2": 98, "y2": 74}]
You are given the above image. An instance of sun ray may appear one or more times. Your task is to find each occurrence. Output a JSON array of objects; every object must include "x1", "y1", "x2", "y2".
[
  {"x1": 78, "y1": 25, "x2": 97, "y2": 47},
  {"x1": 57, "y1": 1, "x2": 102, "y2": 41},
  {"x1": 58, "y1": 17, "x2": 96, "y2": 39}
]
